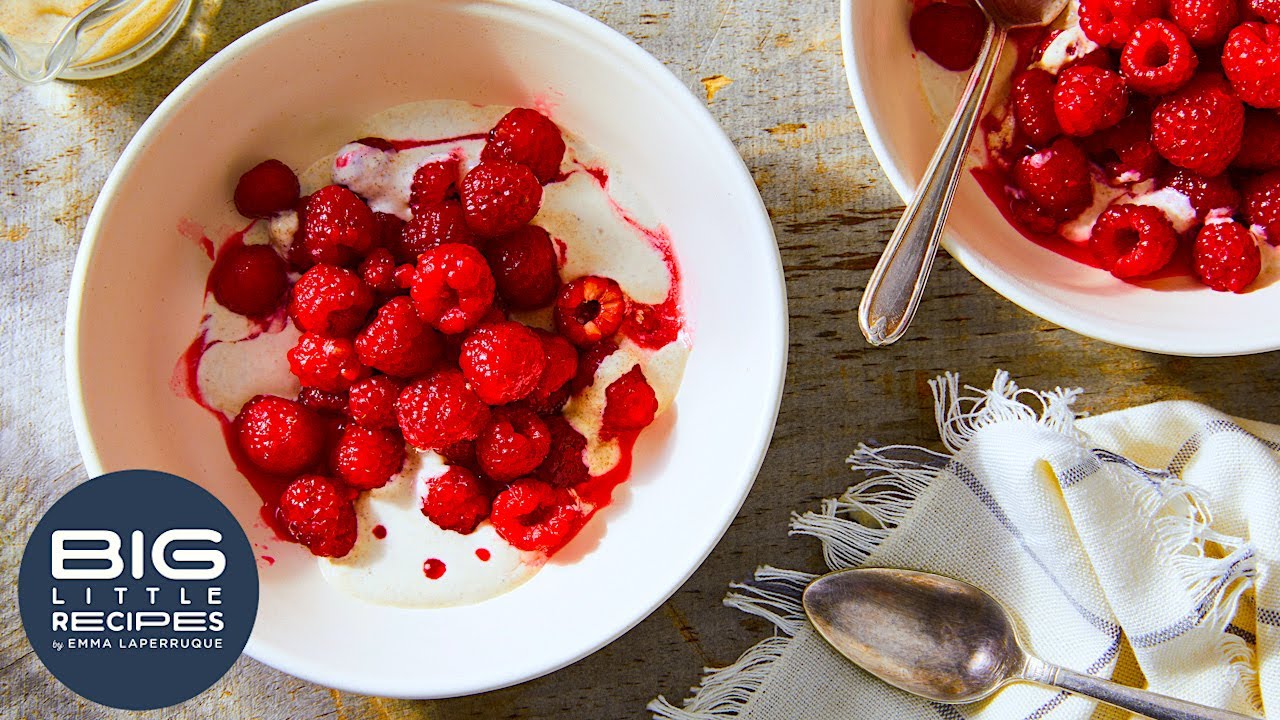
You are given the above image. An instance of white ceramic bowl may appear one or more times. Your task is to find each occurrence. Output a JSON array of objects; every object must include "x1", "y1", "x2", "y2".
[
  {"x1": 843, "y1": 1, "x2": 1280, "y2": 357},
  {"x1": 66, "y1": 0, "x2": 786, "y2": 698}
]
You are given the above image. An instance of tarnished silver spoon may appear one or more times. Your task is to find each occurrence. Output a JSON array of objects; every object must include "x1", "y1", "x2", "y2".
[{"x1": 803, "y1": 568, "x2": 1257, "y2": 720}]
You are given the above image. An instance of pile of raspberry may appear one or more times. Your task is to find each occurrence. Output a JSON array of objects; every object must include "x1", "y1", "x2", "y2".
[
  {"x1": 210, "y1": 108, "x2": 663, "y2": 559},
  {"x1": 911, "y1": 0, "x2": 1280, "y2": 292}
]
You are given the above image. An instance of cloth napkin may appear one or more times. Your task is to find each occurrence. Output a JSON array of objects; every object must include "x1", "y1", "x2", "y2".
[{"x1": 651, "y1": 372, "x2": 1276, "y2": 720}]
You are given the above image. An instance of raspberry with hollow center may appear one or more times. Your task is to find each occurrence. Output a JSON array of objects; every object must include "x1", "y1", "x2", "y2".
[
  {"x1": 1120, "y1": 19, "x2": 1198, "y2": 96},
  {"x1": 459, "y1": 160, "x2": 543, "y2": 237},
  {"x1": 410, "y1": 243, "x2": 496, "y2": 335},
  {"x1": 210, "y1": 243, "x2": 287, "y2": 318},
  {"x1": 421, "y1": 466, "x2": 492, "y2": 534},
  {"x1": 484, "y1": 224, "x2": 561, "y2": 310},
  {"x1": 1223, "y1": 23, "x2": 1280, "y2": 110},
  {"x1": 602, "y1": 365, "x2": 659, "y2": 437},
  {"x1": 534, "y1": 415, "x2": 590, "y2": 488},
  {"x1": 476, "y1": 407, "x2": 551, "y2": 482},
  {"x1": 409, "y1": 158, "x2": 460, "y2": 212},
  {"x1": 1168, "y1": 0, "x2": 1239, "y2": 47},
  {"x1": 907, "y1": 1, "x2": 986, "y2": 71},
  {"x1": 1089, "y1": 203, "x2": 1179, "y2": 278},
  {"x1": 1011, "y1": 69, "x2": 1062, "y2": 146},
  {"x1": 459, "y1": 321, "x2": 547, "y2": 405},
  {"x1": 278, "y1": 474, "x2": 357, "y2": 557},
  {"x1": 554, "y1": 275, "x2": 627, "y2": 346},
  {"x1": 235, "y1": 395, "x2": 326, "y2": 475},
  {"x1": 234, "y1": 159, "x2": 300, "y2": 219},
  {"x1": 1243, "y1": 170, "x2": 1280, "y2": 241},
  {"x1": 1193, "y1": 222, "x2": 1262, "y2": 292},
  {"x1": 397, "y1": 370, "x2": 492, "y2": 450},
  {"x1": 481, "y1": 108, "x2": 567, "y2": 183},
  {"x1": 1151, "y1": 74, "x2": 1244, "y2": 176},
  {"x1": 525, "y1": 330, "x2": 580, "y2": 413},
  {"x1": 1160, "y1": 168, "x2": 1241, "y2": 221},
  {"x1": 332, "y1": 424, "x2": 405, "y2": 490},
  {"x1": 1080, "y1": 0, "x2": 1165, "y2": 48},
  {"x1": 1054, "y1": 65, "x2": 1129, "y2": 137},
  {"x1": 1012, "y1": 138, "x2": 1094, "y2": 221},
  {"x1": 296, "y1": 184, "x2": 377, "y2": 267},
  {"x1": 288, "y1": 332, "x2": 370, "y2": 392},
  {"x1": 289, "y1": 264, "x2": 375, "y2": 337},
  {"x1": 489, "y1": 478, "x2": 582, "y2": 553},
  {"x1": 355, "y1": 296, "x2": 442, "y2": 377},
  {"x1": 347, "y1": 375, "x2": 404, "y2": 430},
  {"x1": 1235, "y1": 110, "x2": 1280, "y2": 171},
  {"x1": 393, "y1": 199, "x2": 481, "y2": 265}
]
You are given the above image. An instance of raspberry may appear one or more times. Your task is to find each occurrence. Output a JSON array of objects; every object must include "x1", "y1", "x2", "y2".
[
  {"x1": 534, "y1": 415, "x2": 590, "y2": 487},
  {"x1": 438, "y1": 440, "x2": 478, "y2": 470},
  {"x1": 1090, "y1": 108, "x2": 1164, "y2": 183},
  {"x1": 1080, "y1": 0, "x2": 1165, "y2": 48},
  {"x1": 458, "y1": 321, "x2": 547, "y2": 405},
  {"x1": 234, "y1": 395, "x2": 326, "y2": 475},
  {"x1": 481, "y1": 108, "x2": 567, "y2": 183},
  {"x1": 907, "y1": 1, "x2": 986, "y2": 71},
  {"x1": 278, "y1": 475, "x2": 357, "y2": 557},
  {"x1": 1242, "y1": 170, "x2": 1280, "y2": 240},
  {"x1": 1193, "y1": 221, "x2": 1262, "y2": 291},
  {"x1": 209, "y1": 243, "x2": 287, "y2": 317},
  {"x1": 1161, "y1": 168, "x2": 1241, "y2": 220},
  {"x1": 489, "y1": 479, "x2": 582, "y2": 553},
  {"x1": 373, "y1": 211, "x2": 405, "y2": 247},
  {"x1": 484, "y1": 224, "x2": 560, "y2": 309},
  {"x1": 333, "y1": 424, "x2": 405, "y2": 489},
  {"x1": 601, "y1": 365, "x2": 660, "y2": 436},
  {"x1": 397, "y1": 370, "x2": 491, "y2": 450},
  {"x1": 1010, "y1": 199, "x2": 1063, "y2": 234},
  {"x1": 525, "y1": 330, "x2": 579, "y2": 413},
  {"x1": 409, "y1": 158, "x2": 460, "y2": 211},
  {"x1": 1223, "y1": 23, "x2": 1280, "y2": 109},
  {"x1": 1012, "y1": 69, "x2": 1062, "y2": 146},
  {"x1": 1120, "y1": 19, "x2": 1199, "y2": 96},
  {"x1": 554, "y1": 275, "x2": 627, "y2": 346},
  {"x1": 296, "y1": 185, "x2": 377, "y2": 267},
  {"x1": 298, "y1": 386, "x2": 349, "y2": 415},
  {"x1": 1054, "y1": 65, "x2": 1129, "y2": 137},
  {"x1": 358, "y1": 248, "x2": 399, "y2": 294},
  {"x1": 233, "y1": 159, "x2": 300, "y2": 219},
  {"x1": 409, "y1": 243, "x2": 496, "y2": 334},
  {"x1": 393, "y1": 199, "x2": 481, "y2": 265},
  {"x1": 570, "y1": 339, "x2": 618, "y2": 393},
  {"x1": 421, "y1": 466, "x2": 491, "y2": 534},
  {"x1": 1151, "y1": 74, "x2": 1245, "y2": 176},
  {"x1": 459, "y1": 160, "x2": 543, "y2": 237},
  {"x1": 288, "y1": 333, "x2": 370, "y2": 392},
  {"x1": 1089, "y1": 203, "x2": 1179, "y2": 277},
  {"x1": 476, "y1": 407, "x2": 551, "y2": 481},
  {"x1": 1235, "y1": 110, "x2": 1280, "y2": 170},
  {"x1": 347, "y1": 375, "x2": 404, "y2": 429},
  {"x1": 1253, "y1": 0, "x2": 1280, "y2": 23},
  {"x1": 1168, "y1": 0, "x2": 1239, "y2": 47},
  {"x1": 1012, "y1": 139, "x2": 1094, "y2": 221},
  {"x1": 289, "y1": 264, "x2": 375, "y2": 337},
  {"x1": 355, "y1": 296, "x2": 442, "y2": 377}
]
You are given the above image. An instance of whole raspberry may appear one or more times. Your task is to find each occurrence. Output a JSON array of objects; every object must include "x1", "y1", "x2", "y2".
[
  {"x1": 397, "y1": 370, "x2": 492, "y2": 450},
  {"x1": 602, "y1": 365, "x2": 660, "y2": 436},
  {"x1": 481, "y1": 108, "x2": 567, "y2": 183},
  {"x1": 1012, "y1": 138, "x2": 1094, "y2": 221},
  {"x1": 459, "y1": 320, "x2": 547, "y2": 404},
  {"x1": 534, "y1": 415, "x2": 590, "y2": 487},
  {"x1": 1243, "y1": 170, "x2": 1280, "y2": 240},
  {"x1": 1152, "y1": 74, "x2": 1244, "y2": 176},
  {"x1": 1011, "y1": 69, "x2": 1062, "y2": 146},
  {"x1": 1168, "y1": 0, "x2": 1239, "y2": 47},
  {"x1": 393, "y1": 199, "x2": 481, "y2": 265},
  {"x1": 525, "y1": 330, "x2": 580, "y2": 413},
  {"x1": 570, "y1": 339, "x2": 618, "y2": 393},
  {"x1": 298, "y1": 387, "x2": 349, "y2": 415},
  {"x1": 1223, "y1": 23, "x2": 1280, "y2": 109},
  {"x1": 409, "y1": 158, "x2": 460, "y2": 211},
  {"x1": 1090, "y1": 106, "x2": 1164, "y2": 182},
  {"x1": 209, "y1": 243, "x2": 287, "y2": 317},
  {"x1": 297, "y1": 185, "x2": 377, "y2": 267},
  {"x1": 907, "y1": 1, "x2": 986, "y2": 71},
  {"x1": 332, "y1": 424, "x2": 405, "y2": 489},
  {"x1": 1253, "y1": 0, "x2": 1280, "y2": 23},
  {"x1": 235, "y1": 395, "x2": 326, "y2": 475},
  {"x1": 554, "y1": 275, "x2": 627, "y2": 346},
  {"x1": 359, "y1": 247, "x2": 400, "y2": 294},
  {"x1": 1054, "y1": 65, "x2": 1129, "y2": 137},
  {"x1": 1193, "y1": 221, "x2": 1262, "y2": 291},
  {"x1": 1161, "y1": 168, "x2": 1241, "y2": 220},
  {"x1": 355, "y1": 296, "x2": 442, "y2": 377},
  {"x1": 489, "y1": 478, "x2": 582, "y2": 553},
  {"x1": 373, "y1": 211, "x2": 405, "y2": 247},
  {"x1": 1010, "y1": 199, "x2": 1063, "y2": 235},
  {"x1": 421, "y1": 466, "x2": 492, "y2": 534},
  {"x1": 289, "y1": 264, "x2": 375, "y2": 337},
  {"x1": 438, "y1": 440, "x2": 478, "y2": 470},
  {"x1": 1120, "y1": 19, "x2": 1198, "y2": 96},
  {"x1": 476, "y1": 407, "x2": 551, "y2": 481},
  {"x1": 410, "y1": 243, "x2": 496, "y2": 334},
  {"x1": 1089, "y1": 203, "x2": 1179, "y2": 278},
  {"x1": 1235, "y1": 110, "x2": 1280, "y2": 170},
  {"x1": 1080, "y1": 0, "x2": 1165, "y2": 48},
  {"x1": 278, "y1": 475, "x2": 357, "y2": 557},
  {"x1": 233, "y1": 159, "x2": 300, "y2": 219},
  {"x1": 347, "y1": 375, "x2": 404, "y2": 429},
  {"x1": 459, "y1": 160, "x2": 543, "y2": 237},
  {"x1": 484, "y1": 224, "x2": 560, "y2": 310},
  {"x1": 288, "y1": 332, "x2": 370, "y2": 392}
]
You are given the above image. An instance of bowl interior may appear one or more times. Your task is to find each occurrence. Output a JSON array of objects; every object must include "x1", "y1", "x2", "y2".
[
  {"x1": 68, "y1": 0, "x2": 785, "y2": 698},
  {"x1": 843, "y1": 0, "x2": 1280, "y2": 357}
]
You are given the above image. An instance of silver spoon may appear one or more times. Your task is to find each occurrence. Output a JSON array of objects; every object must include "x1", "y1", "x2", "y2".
[
  {"x1": 858, "y1": 0, "x2": 1068, "y2": 346},
  {"x1": 803, "y1": 568, "x2": 1258, "y2": 720}
]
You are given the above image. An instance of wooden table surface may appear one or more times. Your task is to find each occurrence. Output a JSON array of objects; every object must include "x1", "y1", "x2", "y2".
[{"x1": 3, "y1": 1, "x2": 1279, "y2": 717}]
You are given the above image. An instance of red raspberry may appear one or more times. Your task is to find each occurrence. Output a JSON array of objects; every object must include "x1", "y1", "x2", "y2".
[
  {"x1": 1012, "y1": 69, "x2": 1062, "y2": 146},
  {"x1": 289, "y1": 264, "x2": 375, "y2": 337},
  {"x1": 1090, "y1": 108, "x2": 1164, "y2": 183},
  {"x1": 347, "y1": 375, "x2": 404, "y2": 429},
  {"x1": 288, "y1": 332, "x2": 370, "y2": 392},
  {"x1": 438, "y1": 440, "x2": 478, "y2": 470},
  {"x1": 298, "y1": 386, "x2": 349, "y2": 415},
  {"x1": 459, "y1": 321, "x2": 547, "y2": 405},
  {"x1": 484, "y1": 224, "x2": 560, "y2": 310},
  {"x1": 332, "y1": 424, "x2": 405, "y2": 490},
  {"x1": 476, "y1": 407, "x2": 551, "y2": 481},
  {"x1": 1235, "y1": 110, "x2": 1280, "y2": 170},
  {"x1": 1152, "y1": 74, "x2": 1245, "y2": 176},
  {"x1": 1054, "y1": 65, "x2": 1129, "y2": 137},
  {"x1": 602, "y1": 365, "x2": 659, "y2": 436},
  {"x1": 489, "y1": 478, "x2": 583, "y2": 553},
  {"x1": 1120, "y1": 19, "x2": 1198, "y2": 96},
  {"x1": 534, "y1": 415, "x2": 590, "y2": 487},
  {"x1": 1161, "y1": 168, "x2": 1241, "y2": 220},
  {"x1": 397, "y1": 370, "x2": 492, "y2": 450},
  {"x1": 373, "y1": 211, "x2": 405, "y2": 246},
  {"x1": 1193, "y1": 221, "x2": 1262, "y2": 291},
  {"x1": 209, "y1": 243, "x2": 287, "y2": 317},
  {"x1": 554, "y1": 275, "x2": 627, "y2": 346},
  {"x1": 907, "y1": 1, "x2": 986, "y2": 71},
  {"x1": 1080, "y1": 0, "x2": 1165, "y2": 48},
  {"x1": 278, "y1": 474, "x2": 357, "y2": 557},
  {"x1": 1089, "y1": 203, "x2": 1179, "y2": 278},
  {"x1": 421, "y1": 466, "x2": 491, "y2": 534},
  {"x1": 393, "y1": 199, "x2": 481, "y2": 265},
  {"x1": 1223, "y1": 23, "x2": 1280, "y2": 109},
  {"x1": 481, "y1": 108, "x2": 567, "y2": 183},
  {"x1": 1012, "y1": 138, "x2": 1094, "y2": 221},
  {"x1": 1010, "y1": 199, "x2": 1063, "y2": 235},
  {"x1": 355, "y1": 296, "x2": 442, "y2": 377},
  {"x1": 1168, "y1": 0, "x2": 1239, "y2": 47},
  {"x1": 570, "y1": 339, "x2": 618, "y2": 393},
  {"x1": 297, "y1": 185, "x2": 377, "y2": 267},
  {"x1": 358, "y1": 248, "x2": 399, "y2": 294},
  {"x1": 459, "y1": 160, "x2": 543, "y2": 237},
  {"x1": 1243, "y1": 170, "x2": 1280, "y2": 240},
  {"x1": 409, "y1": 243, "x2": 496, "y2": 334},
  {"x1": 1252, "y1": 0, "x2": 1280, "y2": 23},
  {"x1": 409, "y1": 158, "x2": 460, "y2": 211},
  {"x1": 235, "y1": 395, "x2": 326, "y2": 475},
  {"x1": 525, "y1": 330, "x2": 580, "y2": 413},
  {"x1": 233, "y1": 159, "x2": 300, "y2": 219}
]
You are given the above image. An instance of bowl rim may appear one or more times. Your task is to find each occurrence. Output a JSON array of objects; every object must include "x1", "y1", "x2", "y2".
[{"x1": 64, "y1": 0, "x2": 788, "y2": 697}]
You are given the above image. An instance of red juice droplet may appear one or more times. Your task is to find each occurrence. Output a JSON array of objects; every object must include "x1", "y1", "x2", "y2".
[
  {"x1": 262, "y1": 556, "x2": 275, "y2": 566},
  {"x1": 475, "y1": 548, "x2": 491, "y2": 562},
  {"x1": 372, "y1": 524, "x2": 387, "y2": 539},
  {"x1": 423, "y1": 558, "x2": 446, "y2": 579}
]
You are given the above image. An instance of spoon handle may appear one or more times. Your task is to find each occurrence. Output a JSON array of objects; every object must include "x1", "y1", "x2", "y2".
[
  {"x1": 1025, "y1": 659, "x2": 1257, "y2": 720},
  {"x1": 857, "y1": 23, "x2": 1006, "y2": 346}
]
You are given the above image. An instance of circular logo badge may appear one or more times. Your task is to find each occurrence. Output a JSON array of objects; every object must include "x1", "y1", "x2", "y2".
[{"x1": 18, "y1": 470, "x2": 258, "y2": 710}]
